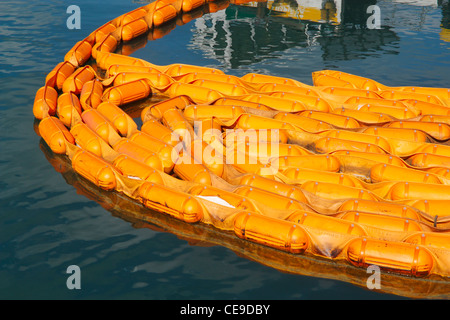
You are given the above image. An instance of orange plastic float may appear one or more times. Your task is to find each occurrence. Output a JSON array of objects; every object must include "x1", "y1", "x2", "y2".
[
  {"x1": 81, "y1": 108, "x2": 119, "y2": 142},
  {"x1": 39, "y1": 116, "x2": 75, "y2": 154},
  {"x1": 187, "y1": 185, "x2": 258, "y2": 212},
  {"x1": 111, "y1": 71, "x2": 173, "y2": 88},
  {"x1": 33, "y1": 86, "x2": 58, "y2": 120},
  {"x1": 338, "y1": 199, "x2": 421, "y2": 220},
  {"x1": 71, "y1": 149, "x2": 118, "y2": 191},
  {"x1": 70, "y1": 122, "x2": 106, "y2": 157},
  {"x1": 362, "y1": 126, "x2": 429, "y2": 143},
  {"x1": 271, "y1": 154, "x2": 341, "y2": 172},
  {"x1": 173, "y1": 151, "x2": 213, "y2": 185},
  {"x1": 242, "y1": 94, "x2": 307, "y2": 112},
  {"x1": 346, "y1": 238, "x2": 434, "y2": 277},
  {"x1": 312, "y1": 70, "x2": 385, "y2": 91},
  {"x1": 45, "y1": 61, "x2": 77, "y2": 90},
  {"x1": 314, "y1": 136, "x2": 387, "y2": 154},
  {"x1": 183, "y1": 104, "x2": 246, "y2": 122},
  {"x1": 142, "y1": 96, "x2": 193, "y2": 121},
  {"x1": 112, "y1": 138, "x2": 164, "y2": 171},
  {"x1": 340, "y1": 211, "x2": 423, "y2": 233},
  {"x1": 234, "y1": 186, "x2": 306, "y2": 211},
  {"x1": 141, "y1": 119, "x2": 180, "y2": 147},
  {"x1": 138, "y1": 182, "x2": 204, "y2": 223},
  {"x1": 80, "y1": 79, "x2": 103, "y2": 110},
  {"x1": 239, "y1": 174, "x2": 308, "y2": 204},
  {"x1": 269, "y1": 92, "x2": 332, "y2": 112},
  {"x1": 380, "y1": 89, "x2": 445, "y2": 106},
  {"x1": 300, "y1": 181, "x2": 378, "y2": 201},
  {"x1": 370, "y1": 163, "x2": 442, "y2": 184},
  {"x1": 62, "y1": 65, "x2": 96, "y2": 94},
  {"x1": 419, "y1": 114, "x2": 450, "y2": 125},
  {"x1": 96, "y1": 101, "x2": 136, "y2": 137},
  {"x1": 297, "y1": 110, "x2": 361, "y2": 129},
  {"x1": 240, "y1": 73, "x2": 304, "y2": 87},
  {"x1": 33, "y1": 0, "x2": 450, "y2": 288},
  {"x1": 128, "y1": 131, "x2": 175, "y2": 172},
  {"x1": 357, "y1": 104, "x2": 420, "y2": 119},
  {"x1": 388, "y1": 182, "x2": 450, "y2": 201},
  {"x1": 286, "y1": 210, "x2": 367, "y2": 237},
  {"x1": 331, "y1": 150, "x2": 407, "y2": 167},
  {"x1": 404, "y1": 232, "x2": 450, "y2": 250},
  {"x1": 210, "y1": 97, "x2": 273, "y2": 111},
  {"x1": 112, "y1": 154, "x2": 165, "y2": 184},
  {"x1": 56, "y1": 92, "x2": 82, "y2": 127},
  {"x1": 102, "y1": 79, "x2": 152, "y2": 106},
  {"x1": 234, "y1": 212, "x2": 309, "y2": 254},
  {"x1": 282, "y1": 167, "x2": 362, "y2": 188},
  {"x1": 273, "y1": 112, "x2": 334, "y2": 132},
  {"x1": 234, "y1": 141, "x2": 310, "y2": 159},
  {"x1": 258, "y1": 83, "x2": 320, "y2": 97},
  {"x1": 386, "y1": 120, "x2": 450, "y2": 141},
  {"x1": 235, "y1": 114, "x2": 297, "y2": 131},
  {"x1": 408, "y1": 153, "x2": 450, "y2": 168},
  {"x1": 403, "y1": 99, "x2": 450, "y2": 116}
]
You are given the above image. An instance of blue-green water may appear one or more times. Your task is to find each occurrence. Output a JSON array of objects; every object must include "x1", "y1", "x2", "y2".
[{"x1": 0, "y1": 0, "x2": 449, "y2": 300}]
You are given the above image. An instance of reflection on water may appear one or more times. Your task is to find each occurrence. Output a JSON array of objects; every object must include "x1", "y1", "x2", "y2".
[{"x1": 1, "y1": 0, "x2": 449, "y2": 299}]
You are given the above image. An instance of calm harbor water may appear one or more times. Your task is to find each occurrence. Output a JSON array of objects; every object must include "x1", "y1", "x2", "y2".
[{"x1": 0, "y1": 0, "x2": 449, "y2": 300}]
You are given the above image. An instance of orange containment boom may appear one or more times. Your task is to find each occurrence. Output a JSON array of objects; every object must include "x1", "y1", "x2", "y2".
[
  {"x1": 33, "y1": 0, "x2": 450, "y2": 286},
  {"x1": 234, "y1": 212, "x2": 309, "y2": 254}
]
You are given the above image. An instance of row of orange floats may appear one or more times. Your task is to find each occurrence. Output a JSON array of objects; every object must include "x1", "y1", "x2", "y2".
[{"x1": 34, "y1": 0, "x2": 450, "y2": 280}]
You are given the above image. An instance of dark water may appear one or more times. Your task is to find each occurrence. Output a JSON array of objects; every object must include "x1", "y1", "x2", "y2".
[{"x1": 0, "y1": 0, "x2": 449, "y2": 300}]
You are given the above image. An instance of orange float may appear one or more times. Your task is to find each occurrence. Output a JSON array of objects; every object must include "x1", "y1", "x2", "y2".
[
  {"x1": 33, "y1": 86, "x2": 58, "y2": 120},
  {"x1": 338, "y1": 199, "x2": 421, "y2": 220},
  {"x1": 297, "y1": 110, "x2": 361, "y2": 129},
  {"x1": 346, "y1": 238, "x2": 434, "y2": 277},
  {"x1": 102, "y1": 79, "x2": 152, "y2": 106},
  {"x1": 386, "y1": 121, "x2": 450, "y2": 141},
  {"x1": 239, "y1": 174, "x2": 308, "y2": 203},
  {"x1": 272, "y1": 154, "x2": 341, "y2": 172},
  {"x1": 39, "y1": 116, "x2": 75, "y2": 154},
  {"x1": 70, "y1": 122, "x2": 105, "y2": 157},
  {"x1": 138, "y1": 182, "x2": 204, "y2": 223},
  {"x1": 56, "y1": 92, "x2": 82, "y2": 127},
  {"x1": 301, "y1": 181, "x2": 378, "y2": 201},
  {"x1": 370, "y1": 163, "x2": 442, "y2": 184},
  {"x1": 71, "y1": 149, "x2": 118, "y2": 191},
  {"x1": 33, "y1": 0, "x2": 450, "y2": 284},
  {"x1": 287, "y1": 211, "x2": 367, "y2": 237},
  {"x1": 113, "y1": 138, "x2": 164, "y2": 171},
  {"x1": 389, "y1": 182, "x2": 450, "y2": 201},
  {"x1": 112, "y1": 155, "x2": 164, "y2": 184}
]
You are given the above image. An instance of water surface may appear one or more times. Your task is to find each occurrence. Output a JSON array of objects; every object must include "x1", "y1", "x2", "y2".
[{"x1": 0, "y1": 0, "x2": 449, "y2": 300}]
